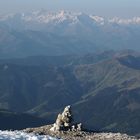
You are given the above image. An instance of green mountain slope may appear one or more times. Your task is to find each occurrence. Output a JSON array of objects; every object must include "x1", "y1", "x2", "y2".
[
  {"x1": 0, "y1": 64, "x2": 83, "y2": 112},
  {"x1": 72, "y1": 55, "x2": 140, "y2": 135},
  {"x1": 0, "y1": 53, "x2": 140, "y2": 135}
]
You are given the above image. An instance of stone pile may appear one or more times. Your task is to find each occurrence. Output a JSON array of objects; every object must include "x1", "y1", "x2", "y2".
[
  {"x1": 24, "y1": 105, "x2": 139, "y2": 140},
  {"x1": 50, "y1": 105, "x2": 82, "y2": 132}
]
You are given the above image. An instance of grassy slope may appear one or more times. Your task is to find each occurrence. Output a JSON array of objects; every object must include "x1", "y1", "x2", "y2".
[{"x1": 72, "y1": 55, "x2": 140, "y2": 135}]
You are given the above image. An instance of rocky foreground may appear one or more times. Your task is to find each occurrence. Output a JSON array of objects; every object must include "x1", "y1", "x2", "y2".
[
  {"x1": 24, "y1": 106, "x2": 139, "y2": 140},
  {"x1": 24, "y1": 125, "x2": 139, "y2": 140}
]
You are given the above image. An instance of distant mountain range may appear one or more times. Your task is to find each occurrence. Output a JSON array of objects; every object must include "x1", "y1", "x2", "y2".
[
  {"x1": 0, "y1": 10, "x2": 140, "y2": 136},
  {"x1": 0, "y1": 10, "x2": 140, "y2": 58},
  {"x1": 1, "y1": 10, "x2": 140, "y2": 28},
  {"x1": 0, "y1": 50, "x2": 140, "y2": 135}
]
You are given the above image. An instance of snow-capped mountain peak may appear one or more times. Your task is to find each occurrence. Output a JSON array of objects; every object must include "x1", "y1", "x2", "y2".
[
  {"x1": 90, "y1": 15, "x2": 105, "y2": 25},
  {"x1": 109, "y1": 17, "x2": 140, "y2": 25},
  {"x1": 0, "y1": 10, "x2": 140, "y2": 31},
  {"x1": 0, "y1": 10, "x2": 100, "y2": 25},
  {"x1": 21, "y1": 10, "x2": 81, "y2": 24}
]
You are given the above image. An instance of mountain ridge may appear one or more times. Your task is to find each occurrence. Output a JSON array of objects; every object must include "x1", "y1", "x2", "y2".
[
  {"x1": 0, "y1": 52, "x2": 140, "y2": 135},
  {"x1": 1, "y1": 10, "x2": 140, "y2": 26},
  {"x1": 0, "y1": 11, "x2": 140, "y2": 58}
]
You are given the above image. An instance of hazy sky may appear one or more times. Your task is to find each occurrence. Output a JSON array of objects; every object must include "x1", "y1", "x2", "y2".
[{"x1": 0, "y1": 0, "x2": 140, "y2": 17}]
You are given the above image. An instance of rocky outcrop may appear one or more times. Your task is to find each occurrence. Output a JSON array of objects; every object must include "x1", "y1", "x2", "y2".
[
  {"x1": 50, "y1": 105, "x2": 73, "y2": 132},
  {"x1": 24, "y1": 106, "x2": 139, "y2": 140},
  {"x1": 50, "y1": 105, "x2": 82, "y2": 132},
  {"x1": 24, "y1": 125, "x2": 139, "y2": 140}
]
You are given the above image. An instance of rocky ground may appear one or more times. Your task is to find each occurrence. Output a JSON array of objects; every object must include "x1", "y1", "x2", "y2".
[
  {"x1": 24, "y1": 125, "x2": 139, "y2": 140},
  {"x1": 24, "y1": 106, "x2": 139, "y2": 140}
]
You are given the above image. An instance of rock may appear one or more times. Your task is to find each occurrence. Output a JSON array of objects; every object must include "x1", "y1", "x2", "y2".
[
  {"x1": 77, "y1": 123, "x2": 82, "y2": 131},
  {"x1": 24, "y1": 125, "x2": 139, "y2": 140},
  {"x1": 61, "y1": 105, "x2": 72, "y2": 128},
  {"x1": 24, "y1": 105, "x2": 139, "y2": 139},
  {"x1": 50, "y1": 105, "x2": 73, "y2": 132},
  {"x1": 71, "y1": 125, "x2": 76, "y2": 131},
  {"x1": 50, "y1": 105, "x2": 83, "y2": 132}
]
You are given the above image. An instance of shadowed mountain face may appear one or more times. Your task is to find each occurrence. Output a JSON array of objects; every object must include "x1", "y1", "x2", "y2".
[
  {"x1": 118, "y1": 55, "x2": 140, "y2": 70},
  {"x1": 0, "y1": 109, "x2": 49, "y2": 130},
  {"x1": 0, "y1": 51, "x2": 140, "y2": 135},
  {"x1": 0, "y1": 64, "x2": 83, "y2": 112}
]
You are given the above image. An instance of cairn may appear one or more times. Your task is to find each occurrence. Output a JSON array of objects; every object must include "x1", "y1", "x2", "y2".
[
  {"x1": 24, "y1": 105, "x2": 138, "y2": 140},
  {"x1": 50, "y1": 105, "x2": 82, "y2": 132}
]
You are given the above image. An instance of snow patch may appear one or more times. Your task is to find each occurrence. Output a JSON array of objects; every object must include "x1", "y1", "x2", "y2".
[{"x1": 0, "y1": 130, "x2": 62, "y2": 140}]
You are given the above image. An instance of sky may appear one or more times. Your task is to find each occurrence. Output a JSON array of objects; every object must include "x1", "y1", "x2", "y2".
[{"x1": 0, "y1": 0, "x2": 140, "y2": 18}]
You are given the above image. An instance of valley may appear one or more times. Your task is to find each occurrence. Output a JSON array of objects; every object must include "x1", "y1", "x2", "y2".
[{"x1": 0, "y1": 51, "x2": 140, "y2": 136}]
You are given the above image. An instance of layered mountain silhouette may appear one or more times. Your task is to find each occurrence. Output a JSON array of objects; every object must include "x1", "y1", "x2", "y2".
[
  {"x1": 0, "y1": 11, "x2": 140, "y2": 58},
  {"x1": 0, "y1": 51, "x2": 140, "y2": 135}
]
